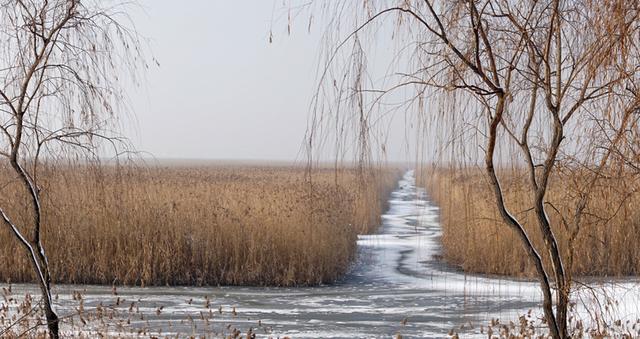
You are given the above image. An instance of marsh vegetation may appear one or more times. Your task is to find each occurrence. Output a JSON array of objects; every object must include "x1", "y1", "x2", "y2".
[
  {"x1": 422, "y1": 167, "x2": 640, "y2": 278},
  {"x1": 0, "y1": 163, "x2": 398, "y2": 287}
]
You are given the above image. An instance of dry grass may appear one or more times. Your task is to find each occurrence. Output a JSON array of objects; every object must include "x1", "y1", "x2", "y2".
[
  {"x1": 0, "y1": 286, "x2": 267, "y2": 338},
  {"x1": 421, "y1": 167, "x2": 640, "y2": 277},
  {"x1": 0, "y1": 163, "x2": 398, "y2": 286},
  {"x1": 2, "y1": 287, "x2": 637, "y2": 339},
  {"x1": 446, "y1": 312, "x2": 640, "y2": 339}
]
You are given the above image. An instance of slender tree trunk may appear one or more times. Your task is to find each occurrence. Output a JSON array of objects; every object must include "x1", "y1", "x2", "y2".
[
  {"x1": 7, "y1": 153, "x2": 60, "y2": 338},
  {"x1": 41, "y1": 284, "x2": 60, "y2": 339},
  {"x1": 485, "y1": 95, "x2": 562, "y2": 339},
  {"x1": 534, "y1": 196, "x2": 569, "y2": 339},
  {"x1": 533, "y1": 108, "x2": 569, "y2": 339},
  {"x1": 0, "y1": 211, "x2": 59, "y2": 338}
]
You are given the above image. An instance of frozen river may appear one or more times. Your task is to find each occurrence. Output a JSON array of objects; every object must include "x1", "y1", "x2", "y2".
[{"x1": 2, "y1": 170, "x2": 638, "y2": 338}]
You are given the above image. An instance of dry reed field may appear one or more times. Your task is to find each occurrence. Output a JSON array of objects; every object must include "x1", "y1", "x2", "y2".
[
  {"x1": 0, "y1": 163, "x2": 398, "y2": 286},
  {"x1": 421, "y1": 167, "x2": 640, "y2": 278}
]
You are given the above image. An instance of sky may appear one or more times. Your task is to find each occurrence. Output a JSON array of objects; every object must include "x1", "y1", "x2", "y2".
[{"x1": 126, "y1": 1, "x2": 330, "y2": 162}]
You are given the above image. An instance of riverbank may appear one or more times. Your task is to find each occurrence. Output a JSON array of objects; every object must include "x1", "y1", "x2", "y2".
[
  {"x1": 421, "y1": 167, "x2": 640, "y2": 277},
  {"x1": 0, "y1": 163, "x2": 398, "y2": 286}
]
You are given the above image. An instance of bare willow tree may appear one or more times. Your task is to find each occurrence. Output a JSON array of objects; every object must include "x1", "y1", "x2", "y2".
[
  {"x1": 0, "y1": 1, "x2": 143, "y2": 337},
  {"x1": 309, "y1": 1, "x2": 640, "y2": 338}
]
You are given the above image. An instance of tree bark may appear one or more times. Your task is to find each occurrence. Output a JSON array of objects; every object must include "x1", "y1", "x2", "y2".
[{"x1": 485, "y1": 95, "x2": 562, "y2": 339}]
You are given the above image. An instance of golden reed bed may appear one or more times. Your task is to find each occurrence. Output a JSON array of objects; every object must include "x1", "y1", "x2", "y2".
[
  {"x1": 421, "y1": 167, "x2": 640, "y2": 277},
  {"x1": 0, "y1": 163, "x2": 398, "y2": 286}
]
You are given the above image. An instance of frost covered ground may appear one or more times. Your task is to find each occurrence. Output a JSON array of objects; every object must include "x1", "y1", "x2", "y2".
[{"x1": 1, "y1": 170, "x2": 638, "y2": 338}]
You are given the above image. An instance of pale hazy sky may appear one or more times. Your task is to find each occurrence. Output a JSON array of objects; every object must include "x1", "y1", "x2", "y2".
[
  {"x1": 128, "y1": 1, "x2": 324, "y2": 161},
  {"x1": 126, "y1": 1, "x2": 427, "y2": 163}
]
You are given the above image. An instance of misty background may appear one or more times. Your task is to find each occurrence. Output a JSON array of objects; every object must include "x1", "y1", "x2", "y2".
[{"x1": 127, "y1": 1, "x2": 427, "y2": 163}]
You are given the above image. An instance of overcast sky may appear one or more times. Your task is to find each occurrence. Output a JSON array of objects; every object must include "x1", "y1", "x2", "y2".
[
  {"x1": 126, "y1": 1, "x2": 324, "y2": 162},
  {"x1": 125, "y1": 1, "x2": 429, "y2": 164}
]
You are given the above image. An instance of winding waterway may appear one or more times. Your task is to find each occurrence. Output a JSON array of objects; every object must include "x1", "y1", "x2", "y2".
[{"x1": 4, "y1": 170, "x2": 639, "y2": 338}]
